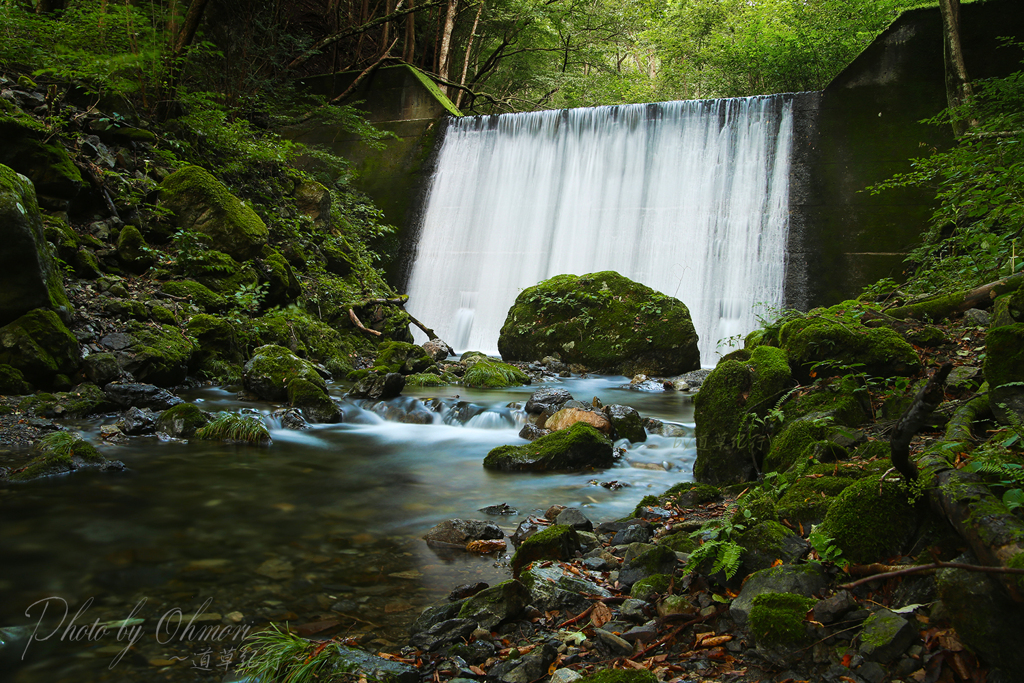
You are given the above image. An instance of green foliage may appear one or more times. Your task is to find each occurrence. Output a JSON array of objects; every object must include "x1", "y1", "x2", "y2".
[
  {"x1": 964, "y1": 437, "x2": 1024, "y2": 512},
  {"x1": 869, "y1": 46, "x2": 1024, "y2": 296},
  {"x1": 239, "y1": 624, "x2": 333, "y2": 683},
  {"x1": 807, "y1": 530, "x2": 849, "y2": 569},
  {"x1": 686, "y1": 514, "x2": 747, "y2": 579},
  {"x1": 195, "y1": 411, "x2": 271, "y2": 446}
]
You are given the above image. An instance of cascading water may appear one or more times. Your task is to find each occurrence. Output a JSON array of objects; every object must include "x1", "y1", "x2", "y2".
[{"x1": 406, "y1": 96, "x2": 793, "y2": 365}]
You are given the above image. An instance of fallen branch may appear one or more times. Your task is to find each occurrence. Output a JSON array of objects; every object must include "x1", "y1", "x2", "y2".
[
  {"x1": 637, "y1": 607, "x2": 723, "y2": 658},
  {"x1": 557, "y1": 605, "x2": 593, "y2": 628},
  {"x1": 839, "y1": 560, "x2": 1024, "y2": 591},
  {"x1": 348, "y1": 308, "x2": 382, "y2": 336},
  {"x1": 890, "y1": 363, "x2": 953, "y2": 481},
  {"x1": 887, "y1": 272, "x2": 1024, "y2": 320}
]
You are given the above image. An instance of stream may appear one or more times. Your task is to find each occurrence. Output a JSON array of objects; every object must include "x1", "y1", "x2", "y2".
[{"x1": 0, "y1": 375, "x2": 696, "y2": 682}]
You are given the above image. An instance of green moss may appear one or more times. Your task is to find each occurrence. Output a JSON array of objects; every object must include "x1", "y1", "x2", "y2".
[
  {"x1": 733, "y1": 486, "x2": 780, "y2": 525},
  {"x1": 905, "y1": 325, "x2": 947, "y2": 347},
  {"x1": 984, "y1": 324, "x2": 1024, "y2": 419},
  {"x1": 887, "y1": 292, "x2": 963, "y2": 323},
  {"x1": 779, "y1": 304, "x2": 920, "y2": 379},
  {"x1": 287, "y1": 378, "x2": 340, "y2": 423},
  {"x1": 405, "y1": 372, "x2": 455, "y2": 387},
  {"x1": 776, "y1": 475, "x2": 854, "y2": 523},
  {"x1": 259, "y1": 245, "x2": 300, "y2": 307},
  {"x1": 244, "y1": 344, "x2": 327, "y2": 401},
  {"x1": 632, "y1": 494, "x2": 662, "y2": 517},
  {"x1": 497, "y1": 271, "x2": 700, "y2": 376},
  {"x1": 406, "y1": 65, "x2": 463, "y2": 116},
  {"x1": 159, "y1": 166, "x2": 268, "y2": 261},
  {"x1": 161, "y1": 280, "x2": 228, "y2": 312},
  {"x1": 9, "y1": 432, "x2": 105, "y2": 481},
  {"x1": 577, "y1": 670, "x2": 657, "y2": 683},
  {"x1": 658, "y1": 532, "x2": 698, "y2": 554},
  {"x1": 462, "y1": 358, "x2": 530, "y2": 388},
  {"x1": 0, "y1": 363, "x2": 31, "y2": 394},
  {"x1": 818, "y1": 474, "x2": 918, "y2": 564},
  {"x1": 123, "y1": 321, "x2": 196, "y2": 386},
  {"x1": 187, "y1": 249, "x2": 259, "y2": 295},
  {"x1": 0, "y1": 308, "x2": 80, "y2": 386},
  {"x1": 195, "y1": 412, "x2": 271, "y2": 445},
  {"x1": 376, "y1": 341, "x2": 434, "y2": 375},
  {"x1": 763, "y1": 418, "x2": 829, "y2": 475},
  {"x1": 784, "y1": 375, "x2": 870, "y2": 427},
  {"x1": 483, "y1": 421, "x2": 613, "y2": 471},
  {"x1": 187, "y1": 313, "x2": 243, "y2": 379},
  {"x1": 254, "y1": 307, "x2": 356, "y2": 376},
  {"x1": 510, "y1": 525, "x2": 581, "y2": 576},
  {"x1": 116, "y1": 224, "x2": 153, "y2": 272},
  {"x1": 156, "y1": 402, "x2": 209, "y2": 438},
  {"x1": 748, "y1": 592, "x2": 816, "y2": 647}
]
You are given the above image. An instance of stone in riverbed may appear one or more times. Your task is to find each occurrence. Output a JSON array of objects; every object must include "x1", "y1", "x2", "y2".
[
  {"x1": 603, "y1": 403, "x2": 646, "y2": 442},
  {"x1": 423, "y1": 519, "x2": 504, "y2": 546},
  {"x1": 510, "y1": 524, "x2": 581, "y2": 577},
  {"x1": 347, "y1": 370, "x2": 405, "y2": 400},
  {"x1": 544, "y1": 407, "x2": 612, "y2": 434},
  {"x1": 104, "y1": 383, "x2": 183, "y2": 410},
  {"x1": 456, "y1": 579, "x2": 531, "y2": 628},
  {"x1": 484, "y1": 422, "x2": 614, "y2": 472},
  {"x1": 524, "y1": 387, "x2": 573, "y2": 416}
]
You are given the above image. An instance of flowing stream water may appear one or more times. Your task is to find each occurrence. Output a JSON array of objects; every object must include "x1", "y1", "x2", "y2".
[
  {"x1": 0, "y1": 377, "x2": 695, "y2": 682},
  {"x1": 406, "y1": 96, "x2": 794, "y2": 363}
]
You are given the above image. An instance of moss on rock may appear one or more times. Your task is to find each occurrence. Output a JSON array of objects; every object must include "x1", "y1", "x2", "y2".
[
  {"x1": 122, "y1": 321, "x2": 196, "y2": 386},
  {"x1": 259, "y1": 245, "x2": 301, "y2": 307},
  {"x1": 0, "y1": 308, "x2": 80, "y2": 386},
  {"x1": 984, "y1": 324, "x2": 1024, "y2": 425},
  {"x1": 243, "y1": 344, "x2": 326, "y2": 402},
  {"x1": 159, "y1": 166, "x2": 268, "y2": 261},
  {"x1": 511, "y1": 525, "x2": 582, "y2": 577},
  {"x1": 483, "y1": 421, "x2": 613, "y2": 472},
  {"x1": 776, "y1": 475, "x2": 854, "y2": 524},
  {"x1": 254, "y1": 307, "x2": 356, "y2": 377},
  {"x1": 376, "y1": 341, "x2": 435, "y2": 375},
  {"x1": 156, "y1": 402, "x2": 209, "y2": 438},
  {"x1": 629, "y1": 573, "x2": 673, "y2": 600},
  {"x1": 186, "y1": 314, "x2": 243, "y2": 380},
  {"x1": 818, "y1": 474, "x2": 918, "y2": 564},
  {"x1": 762, "y1": 418, "x2": 829, "y2": 475},
  {"x1": 497, "y1": 271, "x2": 699, "y2": 375},
  {"x1": 161, "y1": 280, "x2": 228, "y2": 312},
  {"x1": 287, "y1": 377, "x2": 342, "y2": 423},
  {"x1": 0, "y1": 363, "x2": 32, "y2": 394},
  {"x1": 462, "y1": 358, "x2": 530, "y2": 388},
  {"x1": 116, "y1": 224, "x2": 154, "y2": 273},
  {"x1": 577, "y1": 671, "x2": 657, "y2": 683},
  {"x1": 748, "y1": 592, "x2": 816, "y2": 648},
  {"x1": 693, "y1": 345, "x2": 793, "y2": 484},
  {"x1": 8, "y1": 432, "x2": 108, "y2": 482}
]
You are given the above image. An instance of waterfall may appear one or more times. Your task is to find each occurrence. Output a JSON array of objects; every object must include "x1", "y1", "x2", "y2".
[{"x1": 405, "y1": 96, "x2": 793, "y2": 366}]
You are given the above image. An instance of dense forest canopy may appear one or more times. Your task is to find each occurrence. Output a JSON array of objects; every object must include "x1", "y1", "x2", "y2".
[{"x1": 1, "y1": 0, "x2": 934, "y2": 115}]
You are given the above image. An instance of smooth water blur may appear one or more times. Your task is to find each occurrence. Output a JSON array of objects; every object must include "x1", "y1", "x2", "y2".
[{"x1": 0, "y1": 376, "x2": 694, "y2": 681}]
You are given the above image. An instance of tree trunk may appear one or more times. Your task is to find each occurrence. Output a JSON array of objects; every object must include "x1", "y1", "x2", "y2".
[
  {"x1": 454, "y1": 0, "x2": 483, "y2": 109},
  {"x1": 887, "y1": 272, "x2": 1024, "y2": 321},
  {"x1": 35, "y1": 0, "x2": 65, "y2": 13},
  {"x1": 938, "y1": 0, "x2": 974, "y2": 135},
  {"x1": 403, "y1": 0, "x2": 416, "y2": 63},
  {"x1": 436, "y1": 0, "x2": 458, "y2": 94}
]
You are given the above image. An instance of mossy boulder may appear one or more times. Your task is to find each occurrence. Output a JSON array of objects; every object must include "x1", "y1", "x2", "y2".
[
  {"x1": 630, "y1": 573, "x2": 674, "y2": 600},
  {"x1": 462, "y1": 358, "x2": 530, "y2": 388},
  {"x1": 737, "y1": 521, "x2": 808, "y2": 574},
  {"x1": 287, "y1": 378, "x2": 342, "y2": 423},
  {"x1": 0, "y1": 363, "x2": 32, "y2": 394},
  {"x1": 497, "y1": 271, "x2": 700, "y2": 375},
  {"x1": 693, "y1": 345, "x2": 793, "y2": 484},
  {"x1": 762, "y1": 417, "x2": 829, "y2": 475},
  {"x1": 8, "y1": 433, "x2": 112, "y2": 482},
  {"x1": 483, "y1": 422, "x2": 613, "y2": 472},
  {"x1": 254, "y1": 308, "x2": 356, "y2": 377},
  {"x1": 18, "y1": 384, "x2": 111, "y2": 418},
  {"x1": 160, "y1": 280, "x2": 228, "y2": 312},
  {"x1": 121, "y1": 321, "x2": 196, "y2": 387},
  {"x1": 0, "y1": 165, "x2": 71, "y2": 326},
  {"x1": 186, "y1": 314, "x2": 243, "y2": 376},
  {"x1": 818, "y1": 475, "x2": 918, "y2": 564},
  {"x1": 510, "y1": 525, "x2": 582, "y2": 577},
  {"x1": 984, "y1": 324, "x2": 1024, "y2": 425},
  {"x1": 783, "y1": 375, "x2": 871, "y2": 427},
  {"x1": 0, "y1": 116, "x2": 83, "y2": 201},
  {"x1": 244, "y1": 344, "x2": 326, "y2": 402},
  {"x1": 116, "y1": 224, "x2": 154, "y2": 273},
  {"x1": 159, "y1": 166, "x2": 268, "y2": 261},
  {"x1": 259, "y1": 245, "x2": 301, "y2": 307},
  {"x1": 456, "y1": 579, "x2": 531, "y2": 628},
  {"x1": 0, "y1": 309, "x2": 80, "y2": 386},
  {"x1": 658, "y1": 531, "x2": 698, "y2": 554},
  {"x1": 155, "y1": 402, "x2": 209, "y2": 438},
  {"x1": 779, "y1": 305, "x2": 920, "y2": 380},
  {"x1": 376, "y1": 341, "x2": 435, "y2": 375},
  {"x1": 749, "y1": 592, "x2": 816, "y2": 654},
  {"x1": 186, "y1": 249, "x2": 260, "y2": 296},
  {"x1": 776, "y1": 475, "x2": 855, "y2": 525},
  {"x1": 618, "y1": 545, "x2": 678, "y2": 588}
]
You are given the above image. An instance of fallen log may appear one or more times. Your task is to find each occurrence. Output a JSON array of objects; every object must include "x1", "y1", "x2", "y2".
[
  {"x1": 887, "y1": 272, "x2": 1024, "y2": 321},
  {"x1": 890, "y1": 363, "x2": 953, "y2": 481},
  {"x1": 840, "y1": 560, "x2": 1024, "y2": 591}
]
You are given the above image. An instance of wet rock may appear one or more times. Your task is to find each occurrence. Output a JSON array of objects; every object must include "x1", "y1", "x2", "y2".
[
  {"x1": 244, "y1": 344, "x2": 327, "y2": 402},
  {"x1": 520, "y1": 564, "x2": 611, "y2": 612},
  {"x1": 348, "y1": 371, "x2": 405, "y2": 400},
  {"x1": 423, "y1": 519, "x2": 504, "y2": 546},
  {"x1": 484, "y1": 422, "x2": 614, "y2": 472},
  {"x1": 554, "y1": 507, "x2": 593, "y2": 531},
  {"x1": 288, "y1": 378, "x2": 342, "y2": 424},
  {"x1": 82, "y1": 352, "x2": 120, "y2": 385},
  {"x1": 104, "y1": 382, "x2": 183, "y2": 410},
  {"x1": 858, "y1": 609, "x2": 916, "y2": 663},
  {"x1": 611, "y1": 524, "x2": 652, "y2": 545},
  {"x1": 0, "y1": 165, "x2": 72, "y2": 327},
  {"x1": 603, "y1": 404, "x2": 646, "y2": 442},
  {"x1": 510, "y1": 518, "x2": 541, "y2": 547},
  {"x1": 330, "y1": 644, "x2": 419, "y2": 683},
  {"x1": 856, "y1": 661, "x2": 887, "y2": 683},
  {"x1": 730, "y1": 564, "x2": 828, "y2": 627},
  {"x1": 813, "y1": 590, "x2": 857, "y2": 624},
  {"x1": 422, "y1": 338, "x2": 453, "y2": 361},
  {"x1": 443, "y1": 639, "x2": 496, "y2": 665},
  {"x1": 478, "y1": 502, "x2": 517, "y2": 515},
  {"x1": 156, "y1": 403, "x2": 209, "y2": 438},
  {"x1": 409, "y1": 618, "x2": 477, "y2": 652},
  {"x1": 549, "y1": 668, "x2": 581, "y2": 683},
  {"x1": 617, "y1": 545, "x2": 677, "y2": 589},
  {"x1": 116, "y1": 406, "x2": 156, "y2": 435},
  {"x1": 456, "y1": 579, "x2": 530, "y2": 628},
  {"x1": 448, "y1": 582, "x2": 489, "y2": 601},
  {"x1": 490, "y1": 641, "x2": 557, "y2": 683},
  {"x1": 620, "y1": 599, "x2": 651, "y2": 623},
  {"x1": 511, "y1": 525, "x2": 581, "y2": 576},
  {"x1": 524, "y1": 387, "x2": 573, "y2": 416},
  {"x1": 411, "y1": 600, "x2": 467, "y2": 635},
  {"x1": 519, "y1": 423, "x2": 551, "y2": 441},
  {"x1": 583, "y1": 548, "x2": 617, "y2": 571},
  {"x1": 545, "y1": 406, "x2": 612, "y2": 434},
  {"x1": 276, "y1": 408, "x2": 309, "y2": 431}
]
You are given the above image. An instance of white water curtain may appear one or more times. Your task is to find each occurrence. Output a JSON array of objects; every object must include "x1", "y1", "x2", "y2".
[{"x1": 405, "y1": 96, "x2": 793, "y2": 366}]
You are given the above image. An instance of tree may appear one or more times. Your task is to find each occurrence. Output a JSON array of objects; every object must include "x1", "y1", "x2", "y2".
[{"x1": 938, "y1": 0, "x2": 975, "y2": 135}]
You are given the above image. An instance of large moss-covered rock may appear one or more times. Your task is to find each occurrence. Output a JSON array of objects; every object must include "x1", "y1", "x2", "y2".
[
  {"x1": 376, "y1": 341, "x2": 435, "y2": 375},
  {"x1": 984, "y1": 324, "x2": 1024, "y2": 424},
  {"x1": 603, "y1": 403, "x2": 646, "y2": 442},
  {"x1": 287, "y1": 378, "x2": 342, "y2": 423},
  {"x1": 120, "y1": 322, "x2": 196, "y2": 386},
  {"x1": 462, "y1": 358, "x2": 529, "y2": 388},
  {"x1": 116, "y1": 224, "x2": 154, "y2": 273},
  {"x1": 254, "y1": 308, "x2": 356, "y2": 377},
  {"x1": 259, "y1": 245, "x2": 300, "y2": 307},
  {"x1": 159, "y1": 166, "x2": 268, "y2": 261},
  {"x1": 456, "y1": 579, "x2": 531, "y2": 628},
  {"x1": 498, "y1": 271, "x2": 699, "y2": 375},
  {"x1": 186, "y1": 314, "x2": 243, "y2": 380},
  {"x1": 155, "y1": 402, "x2": 209, "y2": 438},
  {"x1": 0, "y1": 309, "x2": 80, "y2": 386},
  {"x1": 693, "y1": 345, "x2": 792, "y2": 484},
  {"x1": 779, "y1": 304, "x2": 919, "y2": 380},
  {"x1": 0, "y1": 363, "x2": 32, "y2": 394},
  {"x1": 0, "y1": 111, "x2": 83, "y2": 202},
  {"x1": 510, "y1": 525, "x2": 582, "y2": 576},
  {"x1": 244, "y1": 344, "x2": 326, "y2": 402},
  {"x1": 160, "y1": 280, "x2": 228, "y2": 312},
  {"x1": 818, "y1": 475, "x2": 918, "y2": 564},
  {"x1": 483, "y1": 422, "x2": 613, "y2": 472},
  {"x1": 8, "y1": 433, "x2": 113, "y2": 482},
  {"x1": 0, "y1": 165, "x2": 71, "y2": 326}
]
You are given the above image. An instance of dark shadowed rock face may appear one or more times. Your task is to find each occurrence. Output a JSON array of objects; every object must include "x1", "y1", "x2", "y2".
[{"x1": 498, "y1": 271, "x2": 699, "y2": 375}]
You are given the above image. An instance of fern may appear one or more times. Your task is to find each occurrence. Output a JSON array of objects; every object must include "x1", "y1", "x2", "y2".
[{"x1": 686, "y1": 518, "x2": 746, "y2": 580}]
